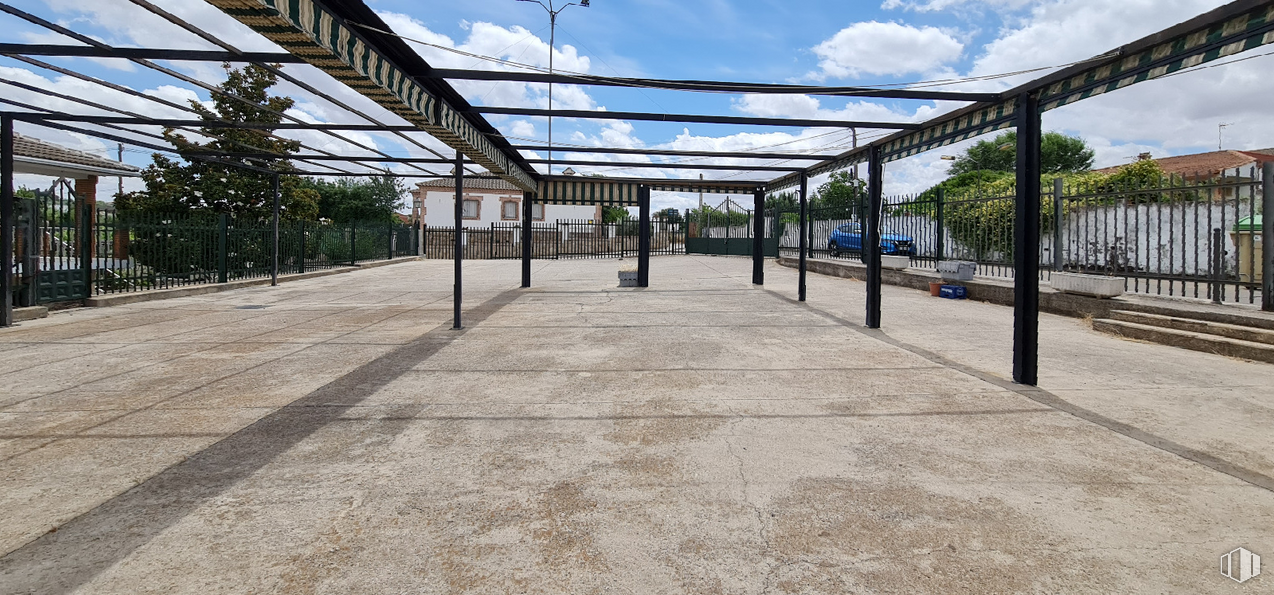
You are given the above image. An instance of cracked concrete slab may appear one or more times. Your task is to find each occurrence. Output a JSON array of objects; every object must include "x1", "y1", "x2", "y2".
[{"x1": 0, "y1": 256, "x2": 1271, "y2": 594}]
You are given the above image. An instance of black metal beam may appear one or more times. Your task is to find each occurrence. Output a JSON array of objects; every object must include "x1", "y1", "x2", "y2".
[
  {"x1": 521, "y1": 159, "x2": 804, "y2": 173},
  {"x1": 752, "y1": 189, "x2": 765, "y2": 285},
  {"x1": 510, "y1": 145, "x2": 833, "y2": 161},
  {"x1": 1, "y1": 114, "x2": 12, "y2": 327},
  {"x1": 638, "y1": 185, "x2": 651, "y2": 287},
  {"x1": 522, "y1": 191, "x2": 533, "y2": 288},
  {"x1": 865, "y1": 145, "x2": 883, "y2": 329},
  {"x1": 453, "y1": 150, "x2": 464, "y2": 330},
  {"x1": 432, "y1": 68, "x2": 1001, "y2": 102},
  {"x1": 271, "y1": 173, "x2": 280, "y2": 286},
  {"x1": 470, "y1": 107, "x2": 922, "y2": 130},
  {"x1": 798, "y1": 173, "x2": 807, "y2": 302},
  {"x1": 0, "y1": 43, "x2": 303, "y2": 63},
  {"x1": 5, "y1": 113, "x2": 422, "y2": 132},
  {"x1": 1013, "y1": 92, "x2": 1041, "y2": 386}
]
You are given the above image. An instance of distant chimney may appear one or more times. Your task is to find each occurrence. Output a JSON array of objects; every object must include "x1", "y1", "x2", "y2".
[{"x1": 1137, "y1": 152, "x2": 1152, "y2": 161}]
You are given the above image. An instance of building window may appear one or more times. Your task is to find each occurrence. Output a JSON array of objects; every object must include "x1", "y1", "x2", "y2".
[
  {"x1": 462, "y1": 199, "x2": 480, "y2": 220},
  {"x1": 501, "y1": 200, "x2": 519, "y2": 220},
  {"x1": 532, "y1": 203, "x2": 545, "y2": 221}
]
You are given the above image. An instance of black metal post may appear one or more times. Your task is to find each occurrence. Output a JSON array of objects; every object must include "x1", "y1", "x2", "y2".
[
  {"x1": 349, "y1": 224, "x2": 357, "y2": 264},
  {"x1": 934, "y1": 187, "x2": 945, "y2": 264},
  {"x1": 1013, "y1": 92, "x2": 1042, "y2": 386},
  {"x1": 522, "y1": 191, "x2": 533, "y2": 288},
  {"x1": 798, "y1": 173, "x2": 808, "y2": 301},
  {"x1": 1263, "y1": 162, "x2": 1273, "y2": 312},
  {"x1": 866, "y1": 145, "x2": 883, "y2": 329},
  {"x1": 638, "y1": 185, "x2": 651, "y2": 287},
  {"x1": 297, "y1": 219, "x2": 305, "y2": 274},
  {"x1": 453, "y1": 150, "x2": 463, "y2": 330},
  {"x1": 1212, "y1": 227, "x2": 1224, "y2": 305},
  {"x1": 752, "y1": 188, "x2": 765, "y2": 285},
  {"x1": 271, "y1": 172, "x2": 280, "y2": 286},
  {"x1": 1, "y1": 115, "x2": 13, "y2": 327},
  {"x1": 1052, "y1": 177, "x2": 1064, "y2": 272}
]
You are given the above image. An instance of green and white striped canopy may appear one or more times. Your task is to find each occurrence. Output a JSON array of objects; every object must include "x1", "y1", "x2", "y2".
[
  {"x1": 538, "y1": 178, "x2": 762, "y2": 206},
  {"x1": 208, "y1": 0, "x2": 536, "y2": 192}
]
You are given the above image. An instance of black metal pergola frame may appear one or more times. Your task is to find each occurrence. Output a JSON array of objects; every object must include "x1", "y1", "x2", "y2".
[{"x1": 1, "y1": 0, "x2": 1272, "y2": 386}]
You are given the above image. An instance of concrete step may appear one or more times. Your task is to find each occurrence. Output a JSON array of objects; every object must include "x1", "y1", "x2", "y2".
[
  {"x1": 1092, "y1": 319, "x2": 1274, "y2": 364},
  {"x1": 1109, "y1": 310, "x2": 1274, "y2": 346}
]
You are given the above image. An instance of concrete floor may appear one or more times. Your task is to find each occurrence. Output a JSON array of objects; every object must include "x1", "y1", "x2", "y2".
[{"x1": 1, "y1": 255, "x2": 1271, "y2": 594}]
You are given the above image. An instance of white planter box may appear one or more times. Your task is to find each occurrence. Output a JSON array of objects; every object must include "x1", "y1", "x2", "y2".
[
  {"x1": 618, "y1": 270, "x2": 639, "y2": 287},
  {"x1": 1050, "y1": 272, "x2": 1124, "y2": 298},
  {"x1": 880, "y1": 255, "x2": 911, "y2": 270}
]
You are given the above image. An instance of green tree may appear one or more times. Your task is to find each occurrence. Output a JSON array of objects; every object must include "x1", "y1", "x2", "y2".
[
  {"x1": 948, "y1": 131, "x2": 1095, "y2": 176},
  {"x1": 300, "y1": 176, "x2": 405, "y2": 224},
  {"x1": 116, "y1": 64, "x2": 318, "y2": 220},
  {"x1": 601, "y1": 206, "x2": 632, "y2": 223},
  {"x1": 810, "y1": 170, "x2": 866, "y2": 218}
]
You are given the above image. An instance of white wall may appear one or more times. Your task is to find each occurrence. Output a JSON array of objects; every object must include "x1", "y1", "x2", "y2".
[{"x1": 419, "y1": 189, "x2": 598, "y2": 227}]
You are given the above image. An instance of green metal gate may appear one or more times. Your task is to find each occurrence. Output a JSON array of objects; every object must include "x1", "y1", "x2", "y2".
[{"x1": 29, "y1": 180, "x2": 91, "y2": 304}]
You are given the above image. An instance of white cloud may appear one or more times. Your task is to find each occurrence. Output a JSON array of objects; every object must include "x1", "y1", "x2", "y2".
[{"x1": 811, "y1": 21, "x2": 964, "y2": 79}]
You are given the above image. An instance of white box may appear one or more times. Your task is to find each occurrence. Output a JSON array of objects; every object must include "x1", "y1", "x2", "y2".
[
  {"x1": 1050, "y1": 272, "x2": 1124, "y2": 298},
  {"x1": 937, "y1": 260, "x2": 976, "y2": 281}
]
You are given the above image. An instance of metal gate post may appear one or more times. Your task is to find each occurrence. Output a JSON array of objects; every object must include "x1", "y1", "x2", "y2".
[
  {"x1": 217, "y1": 212, "x2": 229, "y2": 284},
  {"x1": 638, "y1": 185, "x2": 651, "y2": 287},
  {"x1": 935, "y1": 187, "x2": 945, "y2": 264},
  {"x1": 453, "y1": 150, "x2": 463, "y2": 330},
  {"x1": 522, "y1": 191, "x2": 532, "y2": 288},
  {"x1": 1263, "y1": 162, "x2": 1272, "y2": 311},
  {"x1": 1013, "y1": 92, "x2": 1042, "y2": 386},
  {"x1": 752, "y1": 188, "x2": 765, "y2": 285},
  {"x1": 1, "y1": 115, "x2": 13, "y2": 326},
  {"x1": 1053, "y1": 178, "x2": 1064, "y2": 272},
  {"x1": 349, "y1": 224, "x2": 357, "y2": 264},
  {"x1": 866, "y1": 145, "x2": 883, "y2": 328},
  {"x1": 1212, "y1": 228, "x2": 1225, "y2": 304},
  {"x1": 271, "y1": 172, "x2": 280, "y2": 286},
  {"x1": 799, "y1": 172, "x2": 808, "y2": 302}
]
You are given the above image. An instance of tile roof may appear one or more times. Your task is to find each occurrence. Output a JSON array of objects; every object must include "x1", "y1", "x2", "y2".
[
  {"x1": 416, "y1": 177, "x2": 521, "y2": 192},
  {"x1": 1095, "y1": 149, "x2": 1274, "y2": 178},
  {"x1": 9, "y1": 133, "x2": 141, "y2": 176}
]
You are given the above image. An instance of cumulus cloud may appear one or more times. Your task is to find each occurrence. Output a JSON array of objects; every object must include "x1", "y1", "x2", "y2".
[{"x1": 810, "y1": 21, "x2": 964, "y2": 79}]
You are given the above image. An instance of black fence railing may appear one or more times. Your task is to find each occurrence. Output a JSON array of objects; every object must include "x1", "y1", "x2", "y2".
[
  {"x1": 422, "y1": 219, "x2": 685, "y2": 260},
  {"x1": 776, "y1": 168, "x2": 1267, "y2": 305},
  {"x1": 84, "y1": 210, "x2": 417, "y2": 297}
]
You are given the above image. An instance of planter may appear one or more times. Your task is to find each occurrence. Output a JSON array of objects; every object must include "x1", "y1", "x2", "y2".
[
  {"x1": 881, "y1": 255, "x2": 911, "y2": 270},
  {"x1": 1050, "y1": 272, "x2": 1124, "y2": 298},
  {"x1": 618, "y1": 269, "x2": 639, "y2": 287},
  {"x1": 937, "y1": 260, "x2": 976, "y2": 281},
  {"x1": 929, "y1": 281, "x2": 943, "y2": 297}
]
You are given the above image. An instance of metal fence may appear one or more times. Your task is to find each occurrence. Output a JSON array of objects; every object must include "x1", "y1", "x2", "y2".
[
  {"x1": 10, "y1": 180, "x2": 419, "y2": 305},
  {"x1": 782, "y1": 169, "x2": 1267, "y2": 305},
  {"x1": 422, "y1": 219, "x2": 685, "y2": 260}
]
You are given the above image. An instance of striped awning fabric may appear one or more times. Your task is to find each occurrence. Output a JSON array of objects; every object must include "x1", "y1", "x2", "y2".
[
  {"x1": 537, "y1": 179, "x2": 762, "y2": 205},
  {"x1": 207, "y1": 0, "x2": 536, "y2": 192}
]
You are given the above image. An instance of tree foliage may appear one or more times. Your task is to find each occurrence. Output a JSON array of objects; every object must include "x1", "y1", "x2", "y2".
[
  {"x1": 601, "y1": 206, "x2": 632, "y2": 223},
  {"x1": 948, "y1": 131, "x2": 1095, "y2": 176},
  {"x1": 116, "y1": 64, "x2": 318, "y2": 220},
  {"x1": 299, "y1": 176, "x2": 406, "y2": 224}
]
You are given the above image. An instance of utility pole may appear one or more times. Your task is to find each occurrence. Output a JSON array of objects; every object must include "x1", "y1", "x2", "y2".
[
  {"x1": 519, "y1": 0, "x2": 590, "y2": 177},
  {"x1": 1219, "y1": 122, "x2": 1232, "y2": 151}
]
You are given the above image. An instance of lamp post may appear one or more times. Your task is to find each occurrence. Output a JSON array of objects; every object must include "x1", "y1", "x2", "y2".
[{"x1": 517, "y1": 0, "x2": 590, "y2": 177}]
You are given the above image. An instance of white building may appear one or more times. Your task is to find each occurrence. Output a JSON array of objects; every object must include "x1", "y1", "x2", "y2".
[{"x1": 412, "y1": 178, "x2": 600, "y2": 227}]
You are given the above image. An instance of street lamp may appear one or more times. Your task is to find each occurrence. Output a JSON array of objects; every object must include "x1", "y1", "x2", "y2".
[{"x1": 517, "y1": 0, "x2": 591, "y2": 177}]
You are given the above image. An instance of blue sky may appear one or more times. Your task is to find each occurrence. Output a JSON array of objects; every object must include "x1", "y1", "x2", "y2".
[{"x1": 0, "y1": 0, "x2": 1268, "y2": 210}]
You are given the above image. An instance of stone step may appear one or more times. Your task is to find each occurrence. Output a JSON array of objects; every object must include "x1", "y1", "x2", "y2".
[
  {"x1": 1092, "y1": 319, "x2": 1274, "y2": 364},
  {"x1": 1109, "y1": 310, "x2": 1274, "y2": 346}
]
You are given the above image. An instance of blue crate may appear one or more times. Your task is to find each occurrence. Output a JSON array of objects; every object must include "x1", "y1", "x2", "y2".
[{"x1": 939, "y1": 285, "x2": 968, "y2": 300}]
